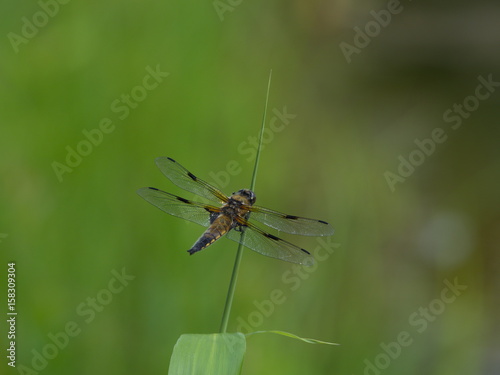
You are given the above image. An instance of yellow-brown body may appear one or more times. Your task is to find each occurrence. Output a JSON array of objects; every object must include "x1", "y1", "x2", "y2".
[{"x1": 188, "y1": 189, "x2": 256, "y2": 254}]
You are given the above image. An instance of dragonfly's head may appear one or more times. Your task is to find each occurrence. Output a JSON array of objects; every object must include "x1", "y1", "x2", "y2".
[{"x1": 232, "y1": 189, "x2": 256, "y2": 206}]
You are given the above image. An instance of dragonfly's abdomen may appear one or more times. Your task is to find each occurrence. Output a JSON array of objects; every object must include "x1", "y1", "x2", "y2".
[{"x1": 188, "y1": 214, "x2": 234, "y2": 255}]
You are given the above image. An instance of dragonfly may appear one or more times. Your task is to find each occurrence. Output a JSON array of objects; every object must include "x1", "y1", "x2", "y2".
[{"x1": 137, "y1": 157, "x2": 334, "y2": 265}]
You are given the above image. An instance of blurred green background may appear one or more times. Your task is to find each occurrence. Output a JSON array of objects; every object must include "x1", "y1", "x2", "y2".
[{"x1": 1, "y1": 1, "x2": 499, "y2": 374}]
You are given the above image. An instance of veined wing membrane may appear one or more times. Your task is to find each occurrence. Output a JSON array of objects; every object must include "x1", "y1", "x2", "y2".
[
  {"x1": 155, "y1": 157, "x2": 228, "y2": 204},
  {"x1": 137, "y1": 187, "x2": 219, "y2": 228},
  {"x1": 248, "y1": 206, "x2": 334, "y2": 236},
  {"x1": 225, "y1": 220, "x2": 314, "y2": 266}
]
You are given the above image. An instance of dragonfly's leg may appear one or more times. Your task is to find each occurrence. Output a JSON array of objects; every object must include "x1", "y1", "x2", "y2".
[{"x1": 234, "y1": 224, "x2": 248, "y2": 233}]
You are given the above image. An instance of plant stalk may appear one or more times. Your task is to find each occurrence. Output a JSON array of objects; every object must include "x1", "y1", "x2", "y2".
[{"x1": 219, "y1": 70, "x2": 272, "y2": 333}]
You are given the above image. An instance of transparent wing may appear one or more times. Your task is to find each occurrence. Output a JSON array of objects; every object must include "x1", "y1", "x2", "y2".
[
  {"x1": 137, "y1": 187, "x2": 220, "y2": 227},
  {"x1": 155, "y1": 157, "x2": 228, "y2": 204},
  {"x1": 248, "y1": 206, "x2": 334, "y2": 236},
  {"x1": 225, "y1": 220, "x2": 315, "y2": 266}
]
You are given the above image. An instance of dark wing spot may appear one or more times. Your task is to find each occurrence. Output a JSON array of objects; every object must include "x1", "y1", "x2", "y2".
[
  {"x1": 149, "y1": 187, "x2": 159, "y2": 191},
  {"x1": 264, "y1": 233, "x2": 311, "y2": 255},
  {"x1": 187, "y1": 172, "x2": 197, "y2": 181},
  {"x1": 263, "y1": 232, "x2": 311, "y2": 255},
  {"x1": 318, "y1": 220, "x2": 329, "y2": 225},
  {"x1": 167, "y1": 157, "x2": 176, "y2": 162},
  {"x1": 285, "y1": 215, "x2": 299, "y2": 220},
  {"x1": 300, "y1": 248, "x2": 311, "y2": 255},
  {"x1": 264, "y1": 233, "x2": 280, "y2": 241},
  {"x1": 176, "y1": 197, "x2": 190, "y2": 203}
]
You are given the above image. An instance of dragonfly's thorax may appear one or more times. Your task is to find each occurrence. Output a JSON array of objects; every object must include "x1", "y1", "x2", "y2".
[
  {"x1": 229, "y1": 189, "x2": 256, "y2": 206},
  {"x1": 220, "y1": 189, "x2": 256, "y2": 223}
]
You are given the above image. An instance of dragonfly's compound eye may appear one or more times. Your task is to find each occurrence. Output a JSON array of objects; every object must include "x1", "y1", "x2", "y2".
[
  {"x1": 233, "y1": 189, "x2": 256, "y2": 205},
  {"x1": 243, "y1": 189, "x2": 256, "y2": 204},
  {"x1": 249, "y1": 191, "x2": 256, "y2": 204}
]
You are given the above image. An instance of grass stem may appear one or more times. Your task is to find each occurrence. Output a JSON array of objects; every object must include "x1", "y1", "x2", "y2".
[{"x1": 219, "y1": 70, "x2": 272, "y2": 333}]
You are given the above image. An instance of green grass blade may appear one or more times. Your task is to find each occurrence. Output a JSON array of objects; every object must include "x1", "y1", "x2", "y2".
[
  {"x1": 219, "y1": 70, "x2": 273, "y2": 333},
  {"x1": 168, "y1": 333, "x2": 246, "y2": 375},
  {"x1": 249, "y1": 69, "x2": 272, "y2": 192},
  {"x1": 246, "y1": 330, "x2": 339, "y2": 346}
]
